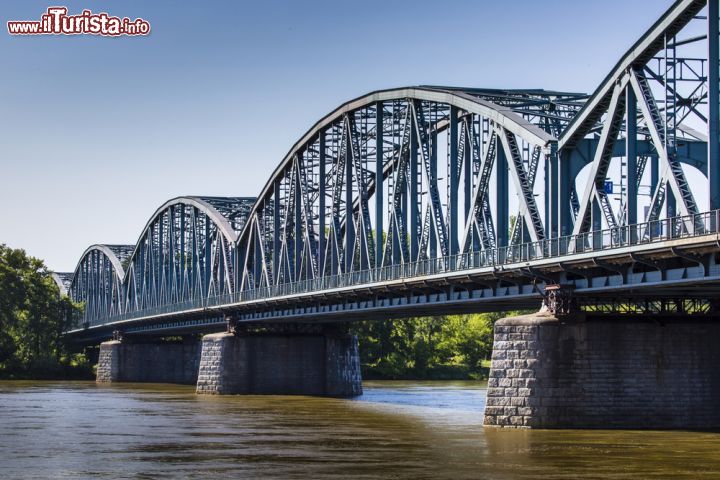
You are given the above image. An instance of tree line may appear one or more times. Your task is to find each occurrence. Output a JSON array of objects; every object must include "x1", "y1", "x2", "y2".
[
  {"x1": 0, "y1": 244, "x2": 90, "y2": 379},
  {"x1": 352, "y1": 310, "x2": 528, "y2": 380}
]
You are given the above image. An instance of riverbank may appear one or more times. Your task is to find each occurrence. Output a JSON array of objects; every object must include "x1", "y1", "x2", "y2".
[
  {"x1": 0, "y1": 354, "x2": 94, "y2": 381},
  {"x1": 362, "y1": 363, "x2": 489, "y2": 381},
  {"x1": 2, "y1": 360, "x2": 491, "y2": 382}
]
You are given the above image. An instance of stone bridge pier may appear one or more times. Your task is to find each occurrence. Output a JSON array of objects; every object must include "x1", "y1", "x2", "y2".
[
  {"x1": 483, "y1": 287, "x2": 720, "y2": 429},
  {"x1": 196, "y1": 321, "x2": 362, "y2": 396},
  {"x1": 96, "y1": 321, "x2": 362, "y2": 397},
  {"x1": 96, "y1": 334, "x2": 202, "y2": 385}
]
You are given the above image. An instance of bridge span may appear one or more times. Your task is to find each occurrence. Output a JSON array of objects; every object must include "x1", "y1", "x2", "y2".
[{"x1": 56, "y1": 0, "x2": 720, "y2": 428}]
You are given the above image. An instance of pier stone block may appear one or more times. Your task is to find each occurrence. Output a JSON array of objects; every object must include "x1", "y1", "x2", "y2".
[
  {"x1": 96, "y1": 340, "x2": 121, "y2": 383},
  {"x1": 484, "y1": 311, "x2": 720, "y2": 429},
  {"x1": 95, "y1": 339, "x2": 201, "y2": 385},
  {"x1": 196, "y1": 331, "x2": 362, "y2": 396}
]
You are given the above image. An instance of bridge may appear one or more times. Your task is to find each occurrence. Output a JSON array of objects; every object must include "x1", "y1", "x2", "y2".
[{"x1": 57, "y1": 0, "x2": 720, "y2": 428}]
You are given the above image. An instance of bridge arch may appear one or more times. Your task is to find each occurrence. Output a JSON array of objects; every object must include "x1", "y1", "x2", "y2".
[
  {"x1": 122, "y1": 196, "x2": 255, "y2": 313},
  {"x1": 69, "y1": 245, "x2": 133, "y2": 326},
  {"x1": 234, "y1": 86, "x2": 573, "y2": 291},
  {"x1": 51, "y1": 272, "x2": 73, "y2": 296}
]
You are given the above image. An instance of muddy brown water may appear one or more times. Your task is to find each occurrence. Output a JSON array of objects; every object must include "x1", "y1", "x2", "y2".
[{"x1": 1, "y1": 380, "x2": 719, "y2": 479}]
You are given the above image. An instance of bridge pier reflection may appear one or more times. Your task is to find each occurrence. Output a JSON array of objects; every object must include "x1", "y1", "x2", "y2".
[
  {"x1": 196, "y1": 323, "x2": 362, "y2": 396},
  {"x1": 484, "y1": 300, "x2": 720, "y2": 429}
]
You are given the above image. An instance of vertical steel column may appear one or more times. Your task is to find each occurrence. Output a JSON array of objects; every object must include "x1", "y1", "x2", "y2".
[
  {"x1": 345, "y1": 130, "x2": 355, "y2": 271},
  {"x1": 558, "y1": 151, "x2": 573, "y2": 236},
  {"x1": 253, "y1": 225, "x2": 261, "y2": 287},
  {"x1": 496, "y1": 142, "x2": 509, "y2": 248},
  {"x1": 449, "y1": 106, "x2": 459, "y2": 254},
  {"x1": 186, "y1": 213, "x2": 192, "y2": 297},
  {"x1": 204, "y1": 218, "x2": 211, "y2": 297},
  {"x1": 430, "y1": 131, "x2": 438, "y2": 257},
  {"x1": 544, "y1": 152, "x2": 550, "y2": 238},
  {"x1": 464, "y1": 119, "x2": 472, "y2": 227},
  {"x1": 158, "y1": 220, "x2": 164, "y2": 303},
  {"x1": 409, "y1": 108, "x2": 419, "y2": 261},
  {"x1": 179, "y1": 206, "x2": 186, "y2": 299},
  {"x1": 318, "y1": 134, "x2": 326, "y2": 274},
  {"x1": 396, "y1": 153, "x2": 405, "y2": 267},
  {"x1": 375, "y1": 102, "x2": 383, "y2": 268},
  {"x1": 295, "y1": 156, "x2": 303, "y2": 280},
  {"x1": 549, "y1": 144, "x2": 559, "y2": 238},
  {"x1": 89, "y1": 253, "x2": 94, "y2": 320},
  {"x1": 168, "y1": 207, "x2": 175, "y2": 301},
  {"x1": 235, "y1": 226, "x2": 246, "y2": 290},
  {"x1": 626, "y1": 85, "x2": 638, "y2": 226},
  {"x1": 710, "y1": 0, "x2": 720, "y2": 210},
  {"x1": 667, "y1": 185, "x2": 677, "y2": 218},
  {"x1": 273, "y1": 182, "x2": 281, "y2": 281},
  {"x1": 592, "y1": 200, "x2": 602, "y2": 249},
  {"x1": 651, "y1": 156, "x2": 659, "y2": 220}
]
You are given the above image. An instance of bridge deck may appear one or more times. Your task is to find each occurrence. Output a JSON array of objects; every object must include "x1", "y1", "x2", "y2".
[{"x1": 68, "y1": 210, "x2": 720, "y2": 342}]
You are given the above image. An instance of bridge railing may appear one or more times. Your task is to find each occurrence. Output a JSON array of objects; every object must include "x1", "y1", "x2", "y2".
[{"x1": 74, "y1": 209, "x2": 720, "y2": 330}]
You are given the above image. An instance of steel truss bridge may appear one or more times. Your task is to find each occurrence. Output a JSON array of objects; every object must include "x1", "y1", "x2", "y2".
[{"x1": 60, "y1": 0, "x2": 720, "y2": 342}]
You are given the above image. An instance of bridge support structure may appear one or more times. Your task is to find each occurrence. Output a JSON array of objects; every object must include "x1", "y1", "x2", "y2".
[
  {"x1": 483, "y1": 287, "x2": 720, "y2": 429},
  {"x1": 196, "y1": 322, "x2": 362, "y2": 397},
  {"x1": 96, "y1": 333, "x2": 202, "y2": 385}
]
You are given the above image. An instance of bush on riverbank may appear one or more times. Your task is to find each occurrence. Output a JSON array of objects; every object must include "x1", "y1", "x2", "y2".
[{"x1": 0, "y1": 244, "x2": 90, "y2": 380}]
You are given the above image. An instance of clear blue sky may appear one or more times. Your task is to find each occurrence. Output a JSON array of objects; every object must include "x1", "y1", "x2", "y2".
[{"x1": 0, "y1": 0, "x2": 674, "y2": 272}]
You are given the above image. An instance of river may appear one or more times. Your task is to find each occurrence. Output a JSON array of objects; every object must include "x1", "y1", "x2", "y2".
[{"x1": 1, "y1": 380, "x2": 720, "y2": 479}]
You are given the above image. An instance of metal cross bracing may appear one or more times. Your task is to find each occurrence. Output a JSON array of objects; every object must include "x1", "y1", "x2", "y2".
[
  {"x1": 561, "y1": 0, "x2": 715, "y2": 241},
  {"x1": 69, "y1": 244, "x2": 133, "y2": 324},
  {"x1": 122, "y1": 197, "x2": 255, "y2": 313},
  {"x1": 581, "y1": 297, "x2": 715, "y2": 316},
  {"x1": 62, "y1": 0, "x2": 720, "y2": 338},
  {"x1": 51, "y1": 272, "x2": 74, "y2": 296},
  {"x1": 234, "y1": 88, "x2": 555, "y2": 295},
  {"x1": 68, "y1": 197, "x2": 255, "y2": 328}
]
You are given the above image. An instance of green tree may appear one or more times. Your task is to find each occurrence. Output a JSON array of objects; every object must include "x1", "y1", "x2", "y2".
[
  {"x1": 353, "y1": 312, "x2": 507, "y2": 380},
  {"x1": 0, "y1": 244, "x2": 86, "y2": 378}
]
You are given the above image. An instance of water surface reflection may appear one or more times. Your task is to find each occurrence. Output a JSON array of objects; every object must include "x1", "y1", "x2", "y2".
[{"x1": 0, "y1": 380, "x2": 719, "y2": 479}]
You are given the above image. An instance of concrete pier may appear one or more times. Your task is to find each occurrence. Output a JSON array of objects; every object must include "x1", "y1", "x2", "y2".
[
  {"x1": 196, "y1": 329, "x2": 362, "y2": 396},
  {"x1": 96, "y1": 338, "x2": 201, "y2": 385},
  {"x1": 483, "y1": 310, "x2": 720, "y2": 429}
]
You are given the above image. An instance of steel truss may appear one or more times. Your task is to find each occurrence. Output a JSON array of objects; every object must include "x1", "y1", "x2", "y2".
[
  {"x1": 70, "y1": 244, "x2": 133, "y2": 324},
  {"x1": 122, "y1": 197, "x2": 255, "y2": 313},
  {"x1": 51, "y1": 272, "x2": 73, "y2": 296},
  {"x1": 64, "y1": 0, "x2": 720, "y2": 335},
  {"x1": 562, "y1": 0, "x2": 714, "y2": 240},
  {"x1": 236, "y1": 87, "x2": 561, "y2": 295},
  {"x1": 68, "y1": 197, "x2": 255, "y2": 326}
]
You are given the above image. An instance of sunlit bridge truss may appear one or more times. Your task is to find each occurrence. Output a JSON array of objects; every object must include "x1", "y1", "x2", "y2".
[{"x1": 62, "y1": 0, "x2": 720, "y2": 340}]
